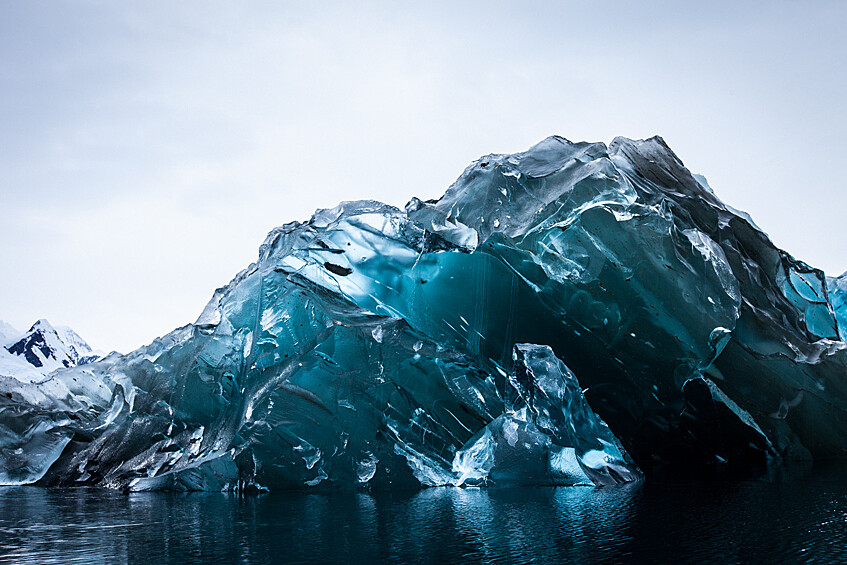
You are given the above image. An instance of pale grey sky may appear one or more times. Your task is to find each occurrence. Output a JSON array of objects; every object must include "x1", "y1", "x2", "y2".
[{"x1": 1, "y1": 1, "x2": 845, "y2": 353}]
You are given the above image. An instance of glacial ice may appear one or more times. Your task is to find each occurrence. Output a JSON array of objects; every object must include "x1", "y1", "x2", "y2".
[
  {"x1": 828, "y1": 273, "x2": 847, "y2": 342},
  {"x1": 452, "y1": 344, "x2": 640, "y2": 486},
  {"x1": 1, "y1": 135, "x2": 846, "y2": 491}
]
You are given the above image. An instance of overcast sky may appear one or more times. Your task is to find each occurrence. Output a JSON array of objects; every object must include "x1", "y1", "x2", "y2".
[{"x1": 1, "y1": 0, "x2": 845, "y2": 353}]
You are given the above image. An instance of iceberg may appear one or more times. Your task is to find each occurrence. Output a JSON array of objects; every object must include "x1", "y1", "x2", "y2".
[
  {"x1": 1, "y1": 135, "x2": 845, "y2": 491},
  {"x1": 452, "y1": 343, "x2": 640, "y2": 486},
  {"x1": 828, "y1": 272, "x2": 847, "y2": 342}
]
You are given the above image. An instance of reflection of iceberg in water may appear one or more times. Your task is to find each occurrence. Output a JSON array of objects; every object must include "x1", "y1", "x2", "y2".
[
  {"x1": 2, "y1": 135, "x2": 847, "y2": 491},
  {"x1": 1, "y1": 462, "x2": 845, "y2": 563},
  {"x1": 435, "y1": 485, "x2": 639, "y2": 561}
]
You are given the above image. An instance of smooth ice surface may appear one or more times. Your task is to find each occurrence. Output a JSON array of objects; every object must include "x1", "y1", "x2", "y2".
[
  {"x1": 828, "y1": 272, "x2": 847, "y2": 342},
  {"x1": 1, "y1": 135, "x2": 846, "y2": 491}
]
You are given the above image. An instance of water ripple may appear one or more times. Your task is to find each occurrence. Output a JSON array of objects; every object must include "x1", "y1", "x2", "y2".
[{"x1": 0, "y1": 464, "x2": 845, "y2": 564}]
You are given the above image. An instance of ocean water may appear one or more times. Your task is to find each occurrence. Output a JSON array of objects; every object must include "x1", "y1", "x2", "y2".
[{"x1": 0, "y1": 464, "x2": 845, "y2": 564}]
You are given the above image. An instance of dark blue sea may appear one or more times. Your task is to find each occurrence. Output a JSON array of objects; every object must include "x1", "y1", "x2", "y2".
[{"x1": 0, "y1": 463, "x2": 845, "y2": 564}]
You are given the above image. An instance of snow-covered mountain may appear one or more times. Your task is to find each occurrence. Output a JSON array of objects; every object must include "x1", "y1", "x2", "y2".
[
  {"x1": 0, "y1": 321, "x2": 21, "y2": 344},
  {"x1": 0, "y1": 319, "x2": 99, "y2": 382}
]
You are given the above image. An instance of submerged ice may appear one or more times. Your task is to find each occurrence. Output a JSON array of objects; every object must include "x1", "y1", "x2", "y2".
[{"x1": 2, "y1": 135, "x2": 846, "y2": 491}]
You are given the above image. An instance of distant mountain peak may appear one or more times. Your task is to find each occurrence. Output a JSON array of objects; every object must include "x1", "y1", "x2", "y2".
[
  {"x1": 3, "y1": 319, "x2": 99, "y2": 373},
  {"x1": 29, "y1": 318, "x2": 54, "y2": 331}
]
